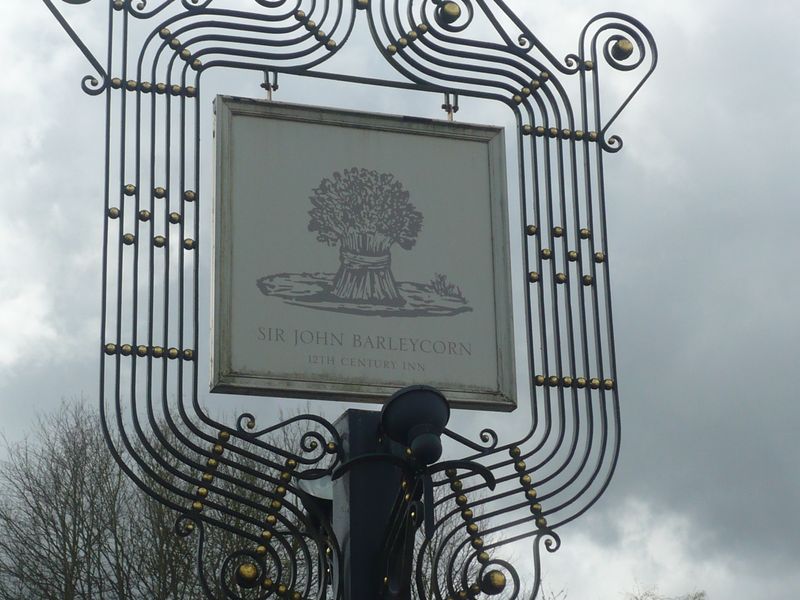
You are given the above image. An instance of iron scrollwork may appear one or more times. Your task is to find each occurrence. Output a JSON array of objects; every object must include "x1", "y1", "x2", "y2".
[{"x1": 44, "y1": 0, "x2": 656, "y2": 598}]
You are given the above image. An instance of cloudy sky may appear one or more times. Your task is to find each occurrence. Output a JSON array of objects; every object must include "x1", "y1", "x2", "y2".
[{"x1": 1, "y1": 1, "x2": 798, "y2": 599}]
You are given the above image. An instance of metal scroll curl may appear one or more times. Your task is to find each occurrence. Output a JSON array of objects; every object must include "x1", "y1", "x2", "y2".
[{"x1": 43, "y1": 1, "x2": 656, "y2": 598}]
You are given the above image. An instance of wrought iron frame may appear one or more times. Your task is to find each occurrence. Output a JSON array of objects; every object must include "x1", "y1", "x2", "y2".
[{"x1": 43, "y1": 1, "x2": 657, "y2": 598}]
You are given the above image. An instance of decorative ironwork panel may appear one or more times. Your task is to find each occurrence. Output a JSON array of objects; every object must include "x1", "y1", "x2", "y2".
[{"x1": 43, "y1": 0, "x2": 657, "y2": 598}]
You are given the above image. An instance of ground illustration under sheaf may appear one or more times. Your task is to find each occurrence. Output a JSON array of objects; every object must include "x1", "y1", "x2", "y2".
[{"x1": 257, "y1": 273, "x2": 473, "y2": 317}]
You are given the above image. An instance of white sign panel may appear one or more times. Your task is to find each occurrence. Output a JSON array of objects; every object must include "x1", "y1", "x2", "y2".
[{"x1": 212, "y1": 97, "x2": 516, "y2": 410}]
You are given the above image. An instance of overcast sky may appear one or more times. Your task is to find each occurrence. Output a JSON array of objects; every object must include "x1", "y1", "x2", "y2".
[{"x1": 1, "y1": 1, "x2": 798, "y2": 599}]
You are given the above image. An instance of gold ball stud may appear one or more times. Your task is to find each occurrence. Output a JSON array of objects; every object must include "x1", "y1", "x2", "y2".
[
  {"x1": 562, "y1": 376, "x2": 573, "y2": 387},
  {"x1": 526, "y1": 488, "x2": 538, "y2": 500},
  {"x1": 167, "y1": 347, "x2": 179, "y2": 359},
  {"x1": 568, "y1": 250, "x2": 579, "y2": 262},
  {"x1": 122, "y1": 233, "x2": 135, "y2": 245},
  {"x1": 467, "y1": 523, "x2": 479, "y2": 535},
  {"x1": 126, "y1": 80, "x2": 137, "y2": 91},
  {"x1": 553, "y1": 226, "x2": 564, "y2": 237},
  {"x1": 451, "y1": 480, "x2": 463, "y2": 492},
  {"x1": 104, "y1": 343, "x2": 117, "y2": 355},
  {"x1": 138, "y1": 210, "x2": 151, "y2": 222},
  {"x1": 180, "y1": 48, "x2": 191, "y2": 60},
  {"x1": 462, "y1": 508, "x2": 474, "y2": 520},
  {"x1": 294, "y1": 9, "x2": 306, "y2": 20},
  {"x1": 583, "y1": 275, "x2": 594, "y2": 286},
  {"x1": 386, "y1": 44, "x2": 398, "y2": 55},
  {"x1": 169, "y1": 212, "x2": 181, "y2": 224},
  {"x1": 418, "y1": 23, "x2": 429, "y2": 33},
  {"x1": 191, "y1": 500, "x2": 203, "y2": 512},
  {"x1": 456, "y1": 495, "x2": 468, "y2": 506},
  {"x1": 170, "y1": 84, "x2": 182, "y2": 96},
  {"x1": 202, "y1": 472, "x2": 213, "y2": 483},
  {"x1": 514, "y1": 460, "x2": 526, "y2": 472},
  {"x1": 236, "y1": 563, "x2": 259, "y2": 588},
  {"x1": 535, "y1": 126, "x2": 546, "y2": 136},
  {"x1": 184, "y1": 190, "x2": 197, "y2": 202},
  {"x1": 108, "y1": 207, "x2": 120, "y2": 219},
  {"x1": 197, "y1": 487, "x2": 208, "y2": 498},
  {"x1": 471, "y1": 537, "x2": 484, "y2": 549},
  {"x1": 153, "y1": 236, "x2": 166, "y2": 248},
  {"x1": 191, "y1": 59, "x2": 203, "y2": 71},
  {"x1": 156, "y1": 83, "x2": 166, "y2": 94},
  {"x1": 513, "y1": 95, "x2": 523, "y2": 104},
  {"x1": 590, "y1": 378, "x2": 601, "y2": 389},
  {"x1": 185, "y1": 86, "x2": 196, "y2": 97},
  {"x1": 549, "y1": 127, "x2": 559, "y2": 138},
  {"x1": 183, "y1": 238, "x2": 196, "y2": 250},
  {"x1": 528, "y1": 271, "x2": 540, "y2": 283},
  {"x1": 326, "y1": 39, "x2": 337, "y2": 50},
  {"x1": 604, "y1": 378, "x2": 615, "y2": 390},
  {"x1": 540, "y1": 71, "x2": 550, "y2": 80},
  {"x1": 398, "y1": 37, "x2": 408, "y2": 47},
  {"x1": 584, "y1": 60, "x2": 594, "y2": 71},
  {"x1": 520, "y1": 474, "x2": 532, "y2": 487},
  {"x1": 356, "y1": 0, "x2": 369, "y2": 8},
  {"x1": 556, "y1": 273, "x2": 567, "y2": 284},
  {"x1": 141, "y1": 81, "x2": 152, "y2": 93},
  {"x1": 510, "y1": 446, "x2": 521, "y2": 457},
  {"x1": 576, "y1": 377, "x2": 587, "y2": 388},
  {"x1": 478, "y1": 551, "x2": 490, "y2": 564},
  {"x1": 169, "y1": 38, "x2": 181, "y2": 49},
  {"x1": 111, "y1": 78, "x2": 122, "y2": 89},
  {"x1": 534, "y1": 375, "x2": 545, "y2": 386},
  {"x1": 580, "y1": 228, "x2": 591, "y2": 239},
  {"x1": 594, "y1": 251, "x2": 606, "y2": 263},
  {"x1": 136, "y1": 345, "x2": 148, "y2": 357},
  {"x1": 541, "y1": 248, "x2": 552, "y2": 259},
  {"x1": 441, "y1": 1, "x2": 462, "y2": 23},
  {"x1": 536, "y1": 517, "x2": 548, "y2": 528},
  {"x1": 120, "y1": 344, "x2": 132, "y2": 356},
  {"x1": 526, "y1": 224, "x2": 538, "y2": 236},
  {"x1": 575, "y1": 130, "x2": 585, "y2": 140},
  {"x1": 159, "y1": 28, "x2": 171, "y2": 39},
  {"x1": 152, "y1": 346, "x2": 164, "y2": 358},
  {"x1": 124, "y1": 184, "x2": 136, "y2": 196},
  {"x1": 611, "y1": 38, "x2": 635, "y2": 60},
  {"x1": 481, "y1": 570, "x2": 507, "y2": 596}
]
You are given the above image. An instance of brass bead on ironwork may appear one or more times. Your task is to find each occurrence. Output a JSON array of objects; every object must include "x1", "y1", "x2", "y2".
[
  {"x1": 271, "y1": 499, "x2": 282, "y2": 510},
  {"x1": 568, "y1": 250, "x2": 579, "y2": 262},
  {"x1": 549, "y1": 127, "x2": 558, "y2": 138},
  {"x1": 180, "y1": 48, "x2": 191, "y2": 60},
  {"x1": 456, "y1": 495, "x2": 468, "y2": 506},
  {"x1": 120, "y1": 344, "x2": 132, "y2": 356},
  {"x1": 183, "y1": 238, "x2": 196, "y2": 250},
  {"x1": 126, "y1": 80, "x2": 137, "y2": 91},
  {"x1": 156, "y1": 83, "x2": 166, "y2": 94},
  {"x1": 590, "y1": 378, "x2": 601, "y2": 389},
  {"x1": 186, "y1": 86, "x2": 196, "y2": 97},
  {"x1": 277, "y1": 584, "x2": 288, "y2": 596},
  {"x1": 528, "y1": 271, "x2": 540, "y2": 283},
  {"x1": 167, "y1": 347, "x2": 179, "y2": 360},
  {"x1": 398, "y1": 37, "x2": 408, "y2": 47},
  {"x1": 513, "y1": 95, "x2": 523, "y2": 105},
  {"x1": 530, "y1": 502, "x2": 542, "y2": 513},
  {"x1": 526, "y1": 488, "x2": 538, "y2": 500},
  {"x1": 152, "y1": 346, "x2": 164, "y2": 358},
  {"x1": 138, "y1": 210, "x2": 151, "y2": 222},
  {"x1": 514, "y1": 460, "x2": 526, "y2": 473},
  {"x1": 262, "y1": 578, "x2": 274, "y2": 589},
  {"x1": 169, "y1": 212, "x2": 181, "y2": 224},
  {"x1": 481, "y1": 570, "x2": 507, "y2": 596},
  {"x1": 236, "y1": 563, "x2": 259, "y2": 588},
  {"x1": 471, "y1": 537, "x2": 484, "y2": 549},
  {"x1": 386, "y1": 44, "x2": 398, "y2": 55},
  {"x1": 467, "y1": 523, "x2": 479, "y2": 535},
  {"x1": 191, "y1": 59, "x2": 203, "y2": 70},
  {"x1": 111, "y1": 78, "x2": 122, "y2": 89},
  {"x1": 604, "y1": 378, "x2": 615, "y2": 390},
  {"x1": 589, "y1": 131, "x2": 599, "y2": 142},
  {"x1": 159, "y1": 28, "x2": 171, "y2": 39},
  {"x1": 418, "y1": 23, "x2": 429, "y2": 33},
  {"x1": 441, "y1": 1, "x2": 462, "y2": 23},
  {"x1": 594, "y1": 251, "x2": 606, "y2": 263},
  {"x1": 206, "y1": 457, "x2": 218, "y2": 469},
  {"x1": 521, "y1": 87, "x2": 531, "y2": 97},
  {"x1": 256, "y1": 545, "x2": 267, "y2": 555},
  {"x1": 535, "y1": 126, "x2": 546, "y2": 136},
  {"x1": 170, "y1": 84, "x2": 182, "y2": 96},
  {"x1": 562, "y1": 376, "x2": 573, "y2": 387},
  {"x1": 611, "y1": 38, "x2": 635, "y2": 60},
  {"x1": 445, "y1": 468, "x2": 457, "y2": 478},
  {"x1": 276, "y1": 486, "x2": 287, "y2": 497},
  {"x1": 291, "y1": 592, "x2": 301, "y2": 600},
  {"x1": 540, "y1": 71, "x2": 550, "y2": 80},
  {"x1": 526, "y1": 224, "x2": 538, "y2": 236},
  {"x1": 579, "y1": 228, "x2": 591, "y2": 239},
  {"x1": 191, "y1": 500, "x2": 203, "y2": 512},
  {"x1": 575, "y1": 130, "x2": 585, "y2": 140},
  {"x1": 530, "y1": 80, "x2": 541, "y2": 89},
  {"x1": 548, "y1": 376, "x2": 559, "y2": 387},
  {"x1": 124, "y1": 184, "x2": 136, "y2": 196},
  {"x1": 553, "y1": 226, "x2": 564, "y2": 237},
  {"x1": 356, "y1": 0, "x2": 369, "y2": 9},
  {"x1": 108, "y1": 207, "x2": 120, "y2": 219},
  {"x1": 218, "y1": 429, "x2": 230, "y2": 441},
  {"x1": 576, "y1": 377, "x2": 587, "y2": 388},
  {"x1": 137, "y1": 345, "x2": 148, "y2": 357},
  {"x1": 584, "y1": 60, "x2": 594, "y2": 71},
  {"x1": 141, "y1": 81, "x2": 152, "y2": 93},
  {"x1": 534, "y1": 375, "x2": 545, "y2": 386},
  {"x1": 184, "y1": 190, "x2": 197, "y2": 202},
  {"x1": 104, "y1": 343, "x2": 117, "y2": 355},
  {"x1": 478, "y1": 551, "x2": 490, "y2": 564},
  {"x1": 326, "y1": 39, "x2": 337, "y2": 50},
  {"x1": 583, "y1": 275, "x2": 594, "y2": 286},
  {"x1": 202, "y1": 473, "x2": 213, "y2": 483},
  {"x1": 261, "y1": 529, "x2": 273, "y2": 541},
  {"x1": 153, "y1": 236, "x2": 166, "y2": 248},
  {"x1": 510, "y1": 446, "x2": 521, "y2": 457},
  {"x1": 462, "y1": 508, "x2": 473, "y2": 520},
  {"x1": 450, "y1": 480, "x2": 463, "y2": 492},
  {"x1": 280, "y1": 472, "x2": 291, "y2": 482},
  {"x1": 522, "y1": 124, "x2": 533, "y2": 136},
  {"x1": 122, "y1": 233, "x2": 135, "y2": 245},
  {"x1": 536, "y1": 517, "x2": 548, "y2": 528},
  {"x1": 556, "y1": 273, "x2": 567, "y2": 284},
  {"x1": 562, "y1": 128, "x2": 572, "y2": 139},
  {"x1": 294, "y1": 9, "x2": 306, "y2": 20},
  {"x1": 470, "y1": 583, "x2": 482, "y2": 596},
  {"x1": 197, "y1": 487, "x2": 208, "y2": 498},
  {"x1": 154, "y1": 187, "x2": 166, "y2": 198},
  {"x1": 266, "y1": 514, "x2": 277, "y2": 526},
  {"x1": 169, "y1": 38, "x2": 181, "y2": 49},
  {"x1": 541, "y1": 248, "x2": 552, "y2": 260},
  {"x1": 305, "y1": 20, "x2": 316, "y2": 31},
  {"x1": 520, "y1": 474, "x2": 532, "y2": 487},
  {"x1": 113, "y1": 1, "x2": 124, "y2": 11},
  {"x1": 212, "y1": 443, "x2": 224, "y2": 455}
]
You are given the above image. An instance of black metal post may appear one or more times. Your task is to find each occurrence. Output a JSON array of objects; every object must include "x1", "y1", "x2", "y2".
[{"x1": 333, "y1": 409, "x2": 403, "y2": 600}]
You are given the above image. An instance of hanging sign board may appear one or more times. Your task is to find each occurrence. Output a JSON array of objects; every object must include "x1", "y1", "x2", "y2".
[{"x1": 212, "y1": 97, "x2": 516, "y2": 410}]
